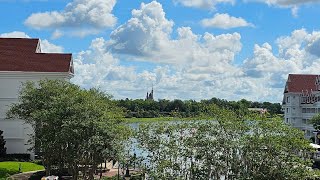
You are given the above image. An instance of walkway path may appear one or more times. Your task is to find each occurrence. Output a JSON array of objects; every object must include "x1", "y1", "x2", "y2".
[
  {"x1": 8, "y1": 170, "x2": 44, "y2": 180},
  {"x1": 8, "y1": 161, "x2": 139, "y2": 179}
]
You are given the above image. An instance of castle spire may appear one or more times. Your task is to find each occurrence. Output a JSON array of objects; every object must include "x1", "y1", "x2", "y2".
[{"x1": 145, "y1": 85, "x2": 154, "y2": 100}]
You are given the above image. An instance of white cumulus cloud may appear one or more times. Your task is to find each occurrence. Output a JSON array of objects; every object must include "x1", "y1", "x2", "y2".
[
  {"x1": 258, "y1": 0, "x2": 320, "y2": 6},
  {"x1": 107, "y1": 1, "x2": 242, "y2": 71},
  {"x1": 201, "y1": 13, "x2": 254, "y2": 29},
  {"x1": 173, "y1": 0, "x2": 235, "y2": 9},
  {"x1": 0, "y1": 31, "x2": 64, "y2": 53},
  {"x1": 51, "y1": 30, "x2": 63, "y2": 39},
  {"x1": 243, "y1": 29, "x2": 320, "y2": 91},
  {"x1": 40, "y1": 39, "x2": 64, "y2": 53},
  {"x1": 24, "y1": 0, "x2": 117, "y2": 37},
  {"x1": 0, "y1": 31, "x2": 30, "y2": 38},
  {"x1": 248, "y1": 0, "x2": 320, "y2": 16}
]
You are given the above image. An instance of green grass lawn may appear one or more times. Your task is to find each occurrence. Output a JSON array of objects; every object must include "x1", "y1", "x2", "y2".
[{"x1": 0, "y1": 161, "x2": 44, "y2": 178}]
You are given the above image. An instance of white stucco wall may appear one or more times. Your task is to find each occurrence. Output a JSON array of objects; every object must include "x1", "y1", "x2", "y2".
[
  {"x1": 283, "y1": 92, "x2": 320, "y2": 139},
  {"x1": 0, "y1": 71, "x2": 72, "y2": 159}
]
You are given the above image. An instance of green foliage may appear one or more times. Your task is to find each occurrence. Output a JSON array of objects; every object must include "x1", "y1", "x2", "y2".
[
  {"x1": 0, "y1": 130, "x2": 6, "y2": 159},
  {"x1": 0, "y1": 168, "x2": 19, "y2": 179},
  {"x1": 311, "y1": 113, "x2": 320, "y2": 130},
  {"x1": 116, "y1": 97, "x2": 282, "y2": 119},
  {"x1": 2, "y1": 154, "x2": 30, "y2": 161},
  {"x1": 135, "y1": 106, "x2": 313, "y2": 180},
  {"x1": 6, "y1": 79, "x2": 129, "y2": 180}
]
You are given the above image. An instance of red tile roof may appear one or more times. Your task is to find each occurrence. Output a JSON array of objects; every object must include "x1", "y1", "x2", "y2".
[
  {"x1": 0, "y1": 38, "x2": 73, "y2": 73},
  {"x1": 285, "y1": 74, "x2": 320, "y2": 93}
]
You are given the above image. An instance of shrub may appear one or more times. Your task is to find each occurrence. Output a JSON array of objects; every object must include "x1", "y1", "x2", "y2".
[
  {"x1": 3, "y1": 154, "x2": 30, "y2": 161},
  {"x1": 31, "y1": 160, "x2": 43, "y2": 166},
  {"x1": 0, "y1": 168, "x2": 19, "y2": 178},
  {"x1": 0, "y1": 130, "x2": 6, "y2": 160}
]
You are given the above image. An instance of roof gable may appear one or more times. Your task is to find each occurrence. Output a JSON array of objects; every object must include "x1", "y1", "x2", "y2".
[
  {"x1": 285, "y1": 74, "x2": 320, "y2": 93},
  {"x1": 0, "y1": 38, "x2": 73, "y2": 73}
]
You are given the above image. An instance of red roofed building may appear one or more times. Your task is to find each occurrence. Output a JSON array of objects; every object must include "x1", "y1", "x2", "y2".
[
  {"x1": 0, "y1": 38, "x2": 73, "y2": 159},
  {"x1": 283, "y1": 74, "x2": 320, "y2": 139}
]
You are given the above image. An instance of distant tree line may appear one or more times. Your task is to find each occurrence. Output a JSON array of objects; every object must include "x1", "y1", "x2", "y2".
[{"x1": 115, "y1": 97, "x2": 283, "y2": 118}]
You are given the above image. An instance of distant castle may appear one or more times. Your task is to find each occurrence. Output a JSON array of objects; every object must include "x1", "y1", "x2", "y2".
[{"x1": 146, "y1": 87, "x2": 154, "y2": 100}]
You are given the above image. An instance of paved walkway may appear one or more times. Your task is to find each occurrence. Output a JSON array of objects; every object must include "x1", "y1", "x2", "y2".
[
  {"x1": 8, "y1": 161, "x2": 139, "y2": 179},
  {"x1": 97, "y1": 161, "x2": 140, "y2": 177},
  {"x1": 8, "y1": 170, "x2": 44, "y2": 180}
]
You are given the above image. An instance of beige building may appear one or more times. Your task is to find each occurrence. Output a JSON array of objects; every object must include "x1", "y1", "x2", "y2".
[
  {"x1": 0, "y1": 38, "x2": 73, "y2": 159},
  {"x1": 282, "y1": 74, "x2": 320, "y2": 139}
]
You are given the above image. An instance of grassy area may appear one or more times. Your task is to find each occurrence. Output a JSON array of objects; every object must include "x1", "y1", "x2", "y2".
[
  {"x1": 0, "y1": 161, "x2": 44, "y2": 178},
  {"x1": 124, "y1": 116, "x2": 204, "y2": 123}
]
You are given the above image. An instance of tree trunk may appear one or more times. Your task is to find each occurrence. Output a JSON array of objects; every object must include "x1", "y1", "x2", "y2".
[
  {"x1": 45, "y1": 159, "x2": 51, "y2": 176},
  {"x1": 89, "y1": 165, "x2": 96, "y2": 180},
  {"x1": 72, "y1": 163, "x2": 79, "y2": 180}
]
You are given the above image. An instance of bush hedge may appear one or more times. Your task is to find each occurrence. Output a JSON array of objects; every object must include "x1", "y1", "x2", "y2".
[{"x1": 0, "y1": 153, "x2": 30, "y2": 162}]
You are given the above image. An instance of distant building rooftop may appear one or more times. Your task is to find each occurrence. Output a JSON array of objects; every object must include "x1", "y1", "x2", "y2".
[{"x1": 248, "y1": 108, "x2": 267, "y2": 114}]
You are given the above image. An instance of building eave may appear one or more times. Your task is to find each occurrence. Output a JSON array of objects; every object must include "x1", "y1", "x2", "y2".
[{"x1": 0, "y1": 71, "x2": 74, "y2": 79}]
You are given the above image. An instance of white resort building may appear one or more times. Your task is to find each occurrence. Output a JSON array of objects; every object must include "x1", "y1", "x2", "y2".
[
  {"x1": 0, "y1": 38, "x2": 73, "y2": 159},
  {"x1": 283, "y1": 74, "x2": 320, "y2": 139}
]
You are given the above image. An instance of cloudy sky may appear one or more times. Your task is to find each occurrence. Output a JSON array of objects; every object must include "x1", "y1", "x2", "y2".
[{"x1": 1, "y1": 0, "x2": 320, "y2": 102}]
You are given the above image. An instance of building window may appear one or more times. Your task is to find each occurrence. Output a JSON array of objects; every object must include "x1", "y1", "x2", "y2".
[
  {"x1": 302, "y1": 108, "x2": 306, "y2": 113},
  {"x1": 286, "y1": 108, "x2": 289, "y2": 113},
  {"x1": 307, "y1": 119, "x2": 311, "y2": 124},
  {"x1": 302, "y1": 119, "x2": 307, "y2": 124},
  {"x1": 286, "y1": 118, "x2": 289, "y2": 123},
  {"x1": 304, "y1": 108, "x2": 316, "y2": 113},
  {"x1": 287, "y1": 96, "x2": 290, "y2": 103},
  {"x1": 306, "y1": 130, "x2": 312, "y2": 137},
  {"x1": 303, "y1": 129, "x2": 310, "y2": 136}
]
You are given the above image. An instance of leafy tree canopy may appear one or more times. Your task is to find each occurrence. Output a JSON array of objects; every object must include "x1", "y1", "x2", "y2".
[
  {"x1": 311, "y1": 114, "x2": 320, "y2": 131},
  {"x1": 135, "y1": 105, "x2": 313, "y2": 180},
  {"x1": 7, "y1": 79, "x2": 129, "y2": 180}
]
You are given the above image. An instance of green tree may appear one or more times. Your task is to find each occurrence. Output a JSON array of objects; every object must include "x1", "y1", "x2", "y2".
[
  {"x1": 6, "y1": 80, "x2": 129, "y2": 180},
  {"x1": 136, "y1": 106, "x2": 313, "y2": 179},
  {"x1": 311, "y1": 113, "x2": 320, "y2": 130},
  {"x1": 0, "y1": 130, "x2": 6, "y2": 159}
]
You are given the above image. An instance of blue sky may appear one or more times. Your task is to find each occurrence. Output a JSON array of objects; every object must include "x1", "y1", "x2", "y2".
[{"x1": 1, "y1": 0, "x2": 320, "y2": 102}]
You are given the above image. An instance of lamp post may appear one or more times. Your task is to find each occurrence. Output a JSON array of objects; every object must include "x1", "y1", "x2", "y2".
[
  {"x1": 123, "y1": 165, "x2": 131, "y2": 180},
  {"x1": 133, "y1": 152, "x2": 136, "y2": 170},
  {"x1": 123, "y1": 151, "x2": 132, "y2": 180},
  {"x1": 117, "y1": 161, "x2": 120, "y2": 180}
]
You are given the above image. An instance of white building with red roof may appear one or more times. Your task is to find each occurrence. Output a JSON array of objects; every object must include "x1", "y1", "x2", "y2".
[
  {"x1": 0, "y1": 38, "x2": 73, "y2": 159},
  {"x1": 283, "y1": 74, "x2": 320, "y2": 139}
]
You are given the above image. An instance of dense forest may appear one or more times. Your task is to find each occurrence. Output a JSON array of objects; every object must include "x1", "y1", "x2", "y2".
[{"x1": 115, "y1": 97, "x2": 282, "y2": 118}]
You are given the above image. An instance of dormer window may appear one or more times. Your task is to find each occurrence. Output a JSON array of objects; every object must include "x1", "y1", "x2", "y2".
[
  {"x1": 69, "y1": 59, "x2": 74, "y2": 74},
  {"x1": 36, "y1": 41, "x2": 41, "y2": 53},
  {"x1": 316, "y1": 76, "x2": 320, "y2": 90}
]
